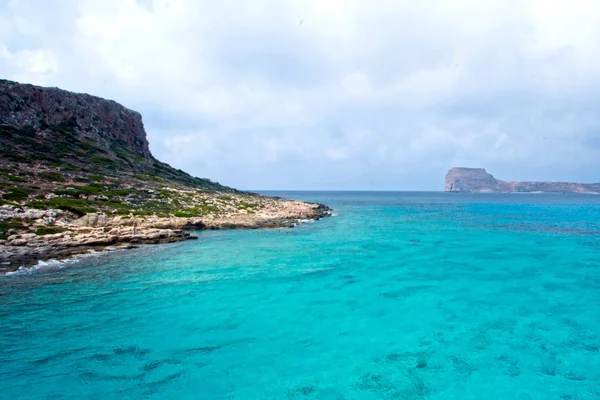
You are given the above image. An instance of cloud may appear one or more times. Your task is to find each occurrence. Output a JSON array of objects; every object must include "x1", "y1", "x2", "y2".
[{"x1": 1, "y1": 0, "x2": 600, "y2": 189}]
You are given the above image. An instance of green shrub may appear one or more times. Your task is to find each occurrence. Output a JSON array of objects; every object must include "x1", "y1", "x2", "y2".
[
  {"x1": 79, "y1": 141, "x2": 107, "y2": 154},
  {"x1": 54, "y1": 189, "x2": 80, "y2": 196},
  {"x1": 77, "y1": 184, "x2": 106, "y2": 194},
  {"x1": 131, "y1": 210, "x2": 151, "y2": 216},
  {"x1": 2, "y1": 188, "x2": 32, "y2": 201},
  {"x1": 38, "y1": 171, "x2": 65, "y2": 182},
  {"x1": 61, "y1": 163, "x2": 78, "y2": 171},
  {"x1": 91, "y1": 157, "x2": 114, "y2": 165},
  {"x1": 7, "y1": 175, "x2": 26, "y2": 182},
  {"x1": 103, "y1": 189, "x2": 138, "y2": 197},
  {"x1": 174, "y1": 210, "x2": 199, "y2": 218},
  {"x1": 0, "y1": 151, "x2": 27, "y2": 163},
  {"x1": 35, "y1": 226, "x2": 67, "y2": 236},
  {"x1": 0, "y1": 221, "x2": 25, "y2": 234},
  {"x1": 54, "y1": 184, "x2": 105, "y2": 196},
  {"x1": 51, "y1": 122, "x2": 78, "y2": 139},
  {"x1": 27, "y1": 198, "x2": 96, "y2": 216}
]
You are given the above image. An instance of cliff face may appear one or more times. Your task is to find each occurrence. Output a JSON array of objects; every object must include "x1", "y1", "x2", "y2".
[
  {"x1": 0, "y1": 79, "x2": 150, "y2": 157},
  {"x1": 444, "y1": 168, "x2": 507, "y2": 192},
  {"x1": 0, "y1": 79, "x2": 228, "y2": 191},
  {"x1": 444, "y1": 168, "x2": 600, "y2": 194}
]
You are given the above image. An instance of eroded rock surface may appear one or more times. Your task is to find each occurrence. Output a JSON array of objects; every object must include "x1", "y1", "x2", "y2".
[{"x1": 0, "y1": 199, "x2": 331, "y2": 273}]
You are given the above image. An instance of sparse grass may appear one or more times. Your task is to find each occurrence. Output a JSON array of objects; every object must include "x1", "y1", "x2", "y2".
[
  {"x1": 27, "y1": 198, "x2": 97, "y2": 217},
  {"x1": 0, "y1": 115, "x2": 240, "y2": 220},
  {"x1": 239, "y1": 201, "x2": 258, "y2": 209},
  {"x1": 199, "y1": 204, "x2": 220, "y2": 213}
]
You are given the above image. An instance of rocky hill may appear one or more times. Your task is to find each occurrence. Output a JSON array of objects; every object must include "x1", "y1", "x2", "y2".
[
  {"x1": 0, "y1": 79, "x2": 330, "y2": 272},
  {"x1": 444, "y1": 167, "x2": 600, "y2": 194}
]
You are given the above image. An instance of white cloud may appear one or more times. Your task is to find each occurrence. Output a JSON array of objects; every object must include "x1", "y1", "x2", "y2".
[
  {"x1": 341, "y1": 71, "x2": 372, "y2": 98},
  {"x1": 1, "y1": 0, "x2": 600, "y2": 189},
  {"x1": 1, "y1": 45, "x2": 58, "y2": 84}
]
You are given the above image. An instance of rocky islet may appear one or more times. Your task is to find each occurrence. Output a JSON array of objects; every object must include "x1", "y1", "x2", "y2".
[{"x1": 444, "y1": 167, "x2": 600, "y2": 194}]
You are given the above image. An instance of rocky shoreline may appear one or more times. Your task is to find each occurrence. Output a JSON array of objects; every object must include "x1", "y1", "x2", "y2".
[
  {"x1": 0, "y1": 200, "x2": 332, "y2": 275},
  {"x1": 0, "y1": 79, "x2": 333, "y2": 275}
]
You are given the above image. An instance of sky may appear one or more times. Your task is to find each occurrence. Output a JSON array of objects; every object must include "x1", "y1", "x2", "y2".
[{"x1": 1, "y1": 0, "x2": 600, "y2": 190}]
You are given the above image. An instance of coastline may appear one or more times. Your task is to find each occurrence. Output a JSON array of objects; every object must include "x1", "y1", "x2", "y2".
[
  {"x1": 0, "y1": 200, "x2": 332, "y2": 275},
  {"x1": 0, "y1": 79, "x2": 333, "y2": 275}
]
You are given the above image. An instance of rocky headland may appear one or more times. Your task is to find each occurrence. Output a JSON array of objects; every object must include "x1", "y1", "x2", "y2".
[
  {"x1": 444, "y1": 167, "x2": 600, "y2": 194},
  {"x1": 0, "y1": 79, "x2": 330, "y2": 274}
]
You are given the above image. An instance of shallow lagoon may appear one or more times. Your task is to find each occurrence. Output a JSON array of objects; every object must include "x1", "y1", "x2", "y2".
[{"x1": 1, "y1": 192, "x2": 600, "y2": 399}]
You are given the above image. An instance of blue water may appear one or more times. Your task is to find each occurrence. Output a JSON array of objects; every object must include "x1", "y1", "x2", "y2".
[{"x1": 2, "y1": 192, "x2": 600, "y2": 399}]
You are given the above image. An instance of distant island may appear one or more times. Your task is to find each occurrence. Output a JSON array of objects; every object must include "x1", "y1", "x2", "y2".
[
  {"x1": 0, "y1": 79, "x2": 330, "y2": 272},
  {"x1": 445, "y1": 167, "x2": 600, "y2": 194}
]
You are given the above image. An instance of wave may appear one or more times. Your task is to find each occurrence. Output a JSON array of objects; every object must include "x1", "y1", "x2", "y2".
[
  {"x1": 4, "y1": 249, "x2": 115, "y2": 277},
  {"x1": 5, "y1": 259, "x2": 74, "y2": 276},
  {"x1": 297, "y1": 219, "x2": 316, "y2": 224}
]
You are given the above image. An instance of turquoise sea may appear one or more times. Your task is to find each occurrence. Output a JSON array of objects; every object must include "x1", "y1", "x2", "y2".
[{"x1": 1, "y1": 191, "x2": 600, "y2": 399}]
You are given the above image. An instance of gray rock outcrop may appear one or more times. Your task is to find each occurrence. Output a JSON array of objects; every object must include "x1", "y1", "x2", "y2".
[
  {"x1": 444, "y1": 167, "x2": 600, "y2": 193},
  {"x1": 0, "y1": 79, "x2": 150, "y2": 157}
]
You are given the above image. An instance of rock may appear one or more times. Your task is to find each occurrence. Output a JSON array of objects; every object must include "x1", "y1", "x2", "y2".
[
  {"x1": 444, "y1": 168, "x2": 506, "y2": 192},
  {"x1": 0, "y1": 79, "x2": 151, "y2": 157},
  {"x1": 73, "y1": 213, "x2": 108, "y2": 227},
  {"x1": 444, "y1": 167, "x2": 600, "y2": 193}
]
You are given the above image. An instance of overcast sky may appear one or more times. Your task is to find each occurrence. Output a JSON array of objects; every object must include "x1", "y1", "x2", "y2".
[{"x1": 2, "y1": 0, "x2": 600, "y2": 189}]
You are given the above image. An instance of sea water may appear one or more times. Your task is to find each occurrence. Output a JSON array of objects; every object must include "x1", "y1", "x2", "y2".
[{"x1": 1, "y1": 192, "x2": 600, "y2": 399}]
